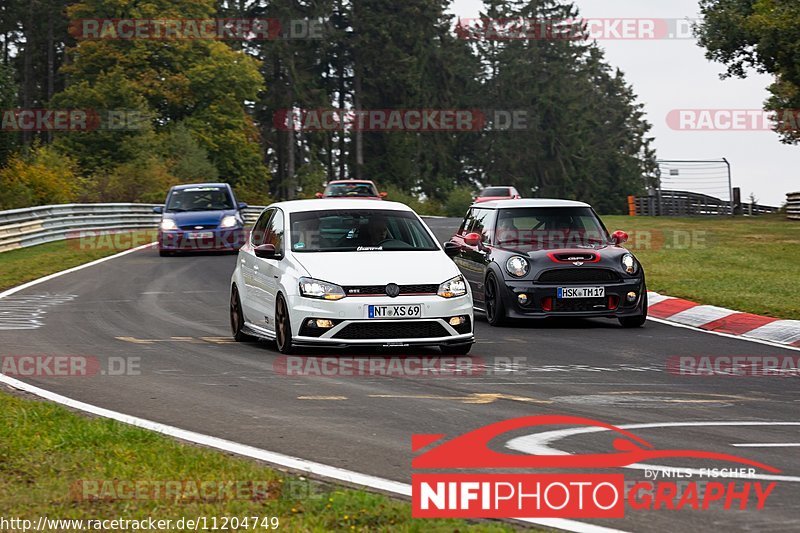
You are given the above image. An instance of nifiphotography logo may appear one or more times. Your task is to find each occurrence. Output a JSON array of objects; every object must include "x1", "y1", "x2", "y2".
[{"x1": 411, "y1": 415, "x2": 780, "y2": 519}]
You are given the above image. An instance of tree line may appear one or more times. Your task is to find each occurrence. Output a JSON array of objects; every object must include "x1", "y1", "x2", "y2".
[{"x1": 0, "y1": 0, "x2": 659, "y2": 214}]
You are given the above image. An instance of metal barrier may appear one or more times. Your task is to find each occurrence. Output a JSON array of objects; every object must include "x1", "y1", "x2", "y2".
[
  {"x1": 628, "y1": 190, "x2": 779, "y2": 217},
  {"x1": 0, "y1": 203, "x2": 267, "y2": 253},
  {"x1": 789, "y1": 192, "x2": 800, "y2": 221}
]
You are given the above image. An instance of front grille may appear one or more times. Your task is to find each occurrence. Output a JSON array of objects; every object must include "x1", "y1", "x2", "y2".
[
  {"x1": 552, "y1": 297, "x2": 608, "y2": 312},
  {"x1": 333, "y1": 321, "x2": 449, "y2": 340},
  {"x1": 343, "y1": 284, "x2": 439, "y2": 296},
  {"x1": 179, "y1": 224, "x2": 218, "y2": 230},
  {"x1": 538, "y1": 268, "x2": 619, "y2": 284}
]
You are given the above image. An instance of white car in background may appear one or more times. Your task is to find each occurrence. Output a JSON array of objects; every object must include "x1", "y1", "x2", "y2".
[{"x1": 230, "y1": 199, "x2": 474, "y2": 354}]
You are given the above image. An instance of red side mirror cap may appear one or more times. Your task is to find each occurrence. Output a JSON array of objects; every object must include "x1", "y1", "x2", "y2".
[
  {"x1": 464, "y1": 232, "x2": 481, "y2": 247},
  {"x1": 379, "y1": 191, "x2": 388, "y2": 198},
  {"x1": 315, "y1": 192, "x2": 324, "y2": 198},
  {"x1": 612, "y1": 230, "x2": 629, "y2": 245}
]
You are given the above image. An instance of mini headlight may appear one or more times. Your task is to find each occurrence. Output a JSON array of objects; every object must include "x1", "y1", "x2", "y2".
[
  {"x1": 220, "y1": 215, "x2": 239, "y2": 228},
  {"x1": 160, "y1": 219, "x2": 177, "y2": 231},
  {"x1": 506, "y1": 256, "x2": 530, "y2": 278},
  {"x1": 621, "y1": 253, "x2": 639, "y2": 275},
  {"x1": 438, "y1": 275, "x2": 467, "y2": 298},
  {"x1": 298, "y1": 277, "x2": 346, "y2": 300}
]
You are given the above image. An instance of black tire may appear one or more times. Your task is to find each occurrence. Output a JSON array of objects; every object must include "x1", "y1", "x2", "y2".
[
  {"x1": 484, "y1": 272, "x2": 508, "y2": 327},
  {"x1": 230, "y1": 286, "x2": 255, "y2": 342},
  {"x1": 618, "y1": 285, "x2": 648, "y2": 328},
  {"x1": 275, "y1": 294, "x2": 294, "y2": 354},
  {"x1": 159, "y1": 250, "x2": 171, "y2": 257},
  {"x1": 440, "y1": 343, "x2": 472, "y2": 355}
]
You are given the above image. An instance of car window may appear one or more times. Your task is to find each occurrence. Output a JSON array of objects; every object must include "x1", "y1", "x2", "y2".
[
  {"x1": 495, "y1": 207, "x2": 609, "y2": 248},
  {"x1": 264, "y1": 209, "x2": 284, "y2": 252},
  {"x1": 251, "y1": 209, "x2": 274, "y2": 246},
  {"x1": 472, "y1": 208, "x2": 496, "y2": 244},
  {"x1": 324, "y1": 182, "x2": 378, "y2": 197},
  {"x1": 290, "y1": 209, "x2": 437, "y2": 252},
  {"x1": 480, "y1": 187, "x2": 511, "y2": 197},
  {"x1": 458, "y1": 208, "x2": 477, "y2": 235},
  {"x1": 165, "y1": 186, "x2": 234, "y2": 212}
]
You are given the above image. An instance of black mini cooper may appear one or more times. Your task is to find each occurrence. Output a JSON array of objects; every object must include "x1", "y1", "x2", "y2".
[{"x1": 445, "y1": 199, "x2": 647, "y2": 327}]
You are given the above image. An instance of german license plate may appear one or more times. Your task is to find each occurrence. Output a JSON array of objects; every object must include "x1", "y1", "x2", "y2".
[
  {"x1": 186, "y1": 231, "x2": 213, "y2": 239},
  {"x1": 557, "y1": 287, "x2": 605, "y2": 299},
  {"x1": 367, "y1": 304, "x2": 422, "y2": 319}
]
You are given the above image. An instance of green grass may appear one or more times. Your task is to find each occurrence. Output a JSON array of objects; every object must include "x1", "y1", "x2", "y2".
[
  {"x1": 0, "y1": 231, "x2": 157, "y2": 292},
  {"x1": 0, "y1": 390, "x2": 517, "y2": 532},
  {"x1": 603, "y1": 214, "x2": 800, "y2": 319}
]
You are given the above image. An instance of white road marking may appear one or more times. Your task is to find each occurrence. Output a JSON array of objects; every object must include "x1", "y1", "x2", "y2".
[
  {"x1": 666, "y1": 305, "x2": 737, "y2": 328},
  {"x1": 731, "y1": 443, "x2": 800, "y2": 448},
  {"x1": 0, "y1": 294, "x2": 77, "y2": 330},
  {"x1": 507, "y1": 421, "x2": 800, "y2": 483}
]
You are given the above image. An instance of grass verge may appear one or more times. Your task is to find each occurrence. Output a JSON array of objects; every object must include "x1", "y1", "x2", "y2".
[
  {"x1": 0, "y1": 232, "x2": 156, "y2": 292},
  {"x1": 603, "y1": 214, "x2": 800, "y2": 319},
  {"x1": 0, "y1": 389, "x2": 516, "y2": 532}
]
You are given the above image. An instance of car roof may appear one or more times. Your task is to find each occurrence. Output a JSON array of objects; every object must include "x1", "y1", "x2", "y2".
[
  {"x1": 267, "y1": 199, "x2": 414, "y2": 214},
  {"x1": 327, "y1": 180, "x2": 376, "y2": 185},
  {"x1": 171, "y1": 183, "x2": 230, "y2": 190},
  {"x1": 473, "y1": 198, "x2": 591, "y2": 209}
]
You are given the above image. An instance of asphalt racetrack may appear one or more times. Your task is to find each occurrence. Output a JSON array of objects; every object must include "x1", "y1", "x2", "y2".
[{"x1": 1, "y1": 218, "x2": 798, "y2": 532}]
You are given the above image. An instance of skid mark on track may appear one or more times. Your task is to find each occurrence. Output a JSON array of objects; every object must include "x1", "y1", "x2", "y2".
[{"x1": 0, "y1": 294, "x2": 77, "y2": 330}]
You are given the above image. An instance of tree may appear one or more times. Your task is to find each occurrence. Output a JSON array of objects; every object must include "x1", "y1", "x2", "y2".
[{"x1": 696, "y1": 0, "x2": 800, "y2": 143}]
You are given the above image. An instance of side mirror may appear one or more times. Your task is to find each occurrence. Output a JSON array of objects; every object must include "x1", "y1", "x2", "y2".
[
  {"x1": 443, "y1": 241, "x2": 460, "y2": 258},
  {"x1": 254, "y1": 244, "x2": 280, "y2": 259},
  {"x1": 379, "y1": 191, "x2": 388, "y2": 198},
  {"x1": 464, "y1": 232, "x2": 481, "y2": 247},
  {"x1": 237, "y1": 202, "x2": 248, "y2": 211},
  {"x1": 315, "y1": 192, "x2": 324, "y2": 199},
  {"x1": 611, "y1": 230, "x2": 629, "y2": 245},
  {"x1": 152, "y1": 206, "x2": 163, "y2": 214}
]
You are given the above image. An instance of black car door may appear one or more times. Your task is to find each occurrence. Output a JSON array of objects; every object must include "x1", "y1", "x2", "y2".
[{"x1": 454, "y1": 208, "x2": 495, "y2": 305}]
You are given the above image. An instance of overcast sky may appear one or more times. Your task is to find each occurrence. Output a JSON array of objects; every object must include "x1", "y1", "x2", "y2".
[{"x1": 450, "y1": 0, "x2": 798, "y2": 205}]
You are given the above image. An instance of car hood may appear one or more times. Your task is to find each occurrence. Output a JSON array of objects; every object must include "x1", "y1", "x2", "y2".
[
  {"x1": 291, "y1": 251, "x2": 459, "y2": 285},
  {"x1": 164, "y1": 210, "x2": 237, "y2": 226}
]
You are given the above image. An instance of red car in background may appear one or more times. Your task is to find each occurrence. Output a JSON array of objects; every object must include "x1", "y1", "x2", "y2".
[
  {"x1": 475, "y1": 186, "x2": 521, "y2": 203},
  {"x1": 316, "y1": 180, "x2": 387, "y2": 200}
]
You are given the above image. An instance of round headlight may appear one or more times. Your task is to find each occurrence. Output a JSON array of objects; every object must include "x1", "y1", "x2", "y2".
[
  {"x1": 621, "y1": 253, "x2": 638, "y2": 275},
  {"x1": 160, "y1": 219, "x2": 177, "y2": 231},
  {"x1": 506, "y1": 256, "x2": 530, "y2": 278}
]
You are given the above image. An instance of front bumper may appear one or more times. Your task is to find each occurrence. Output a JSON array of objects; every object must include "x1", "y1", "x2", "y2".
[
  {"x1": 285, "y1": 293, "x2": 475, "y2": 348},
  {"x1": 158, "y1": 228, "x2": 247, "y2": 252},
  {"x1": 499, "y1": 277, "x2": 646, "y2": 319}
]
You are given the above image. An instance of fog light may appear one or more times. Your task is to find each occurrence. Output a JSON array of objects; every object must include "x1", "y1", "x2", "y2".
[
  {"x1": 307, "y1": 319, "x2": 334, "y2": 329},
  {"x1": 627, "y1": 291, "x2": 637, "y2": 303},
  {"x1": 449, "y1": 316, "x2": 466, "y2": 326},
  {"x1": 517, "y1": 293, "x2": 529, "y2": 305}
]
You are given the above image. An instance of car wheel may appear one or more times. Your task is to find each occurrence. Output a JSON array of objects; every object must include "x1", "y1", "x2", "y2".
[
  {"x1": 618, "y1": 286, "x2": 648, "y2": 328},
  {"x1": 440, "y1": 344, "x2": 472, "y2": 355},
  {"x1": 159, "y1": 250, "x2": 171, "y2": 257},
  {"x1": 275, "y1": 294, "x2": 294, "y2": 354},
  {"x1": 230, "y1": 286, "x2": 255, "y2": 342},
  {"x1": 484, "y1": 273, "x2": 508, "y2": 327}
]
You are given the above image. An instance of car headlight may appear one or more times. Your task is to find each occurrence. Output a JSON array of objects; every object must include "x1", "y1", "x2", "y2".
[
  {"x1": 621, "y1": 253, "x2": 639, "y2": 275},
  {"x1": 438, "y1": 275, "x2": 467, "y2": 298},
  {"x1": 298, "y1": 277, "x2": 346, "y2": 301},
  {"x1": 160, "y1": 219, "x2": 177, "y2": 231},
  {"x1": 220, "y1": 215, "x2": 239, "y2": 228},
  {"x1": 506, "y1": 256, "x2": 530, "y2": 278}
]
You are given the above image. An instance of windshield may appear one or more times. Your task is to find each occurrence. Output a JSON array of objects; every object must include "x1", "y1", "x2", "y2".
[
  {"x1": 480, "y1": 187, "x2": 512, "y2": 197},
  {"x1": 324, "y1": 182, "x2": 379, "y2": 197},
  {"x1": 290, "y1": 209, "x2": 438, "y2": 252},
  {"x1": 165, "y1": 187, "x2": 234, "y2": 212},
  {"x1": 493, "y1": 207, "x2": 609, "y2": 249}
]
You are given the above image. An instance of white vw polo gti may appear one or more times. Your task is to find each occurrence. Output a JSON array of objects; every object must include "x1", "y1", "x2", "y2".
[{"x1": 230, "y1": 199, "x2": 474, "y2": 354}]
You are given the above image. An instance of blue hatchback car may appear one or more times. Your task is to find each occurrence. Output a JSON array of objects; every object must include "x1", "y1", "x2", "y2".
[{"x1": 154, "y1": 183, "x2": 248, "y2": 256}]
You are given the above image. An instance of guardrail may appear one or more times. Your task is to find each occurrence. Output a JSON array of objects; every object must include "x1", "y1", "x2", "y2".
[
  {"x1": 629, "y1": 190, "x2": 779, "y2": 217},
  {"x1": 0, "y1": 203, "x2": 267, "y2": 253},
  {"x1": 788, "y1": 192, "x2": 800, "y2": 221}
]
